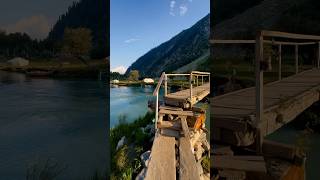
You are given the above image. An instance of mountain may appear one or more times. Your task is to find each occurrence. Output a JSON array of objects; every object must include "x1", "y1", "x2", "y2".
[
  {"x1": 126, "y1": 14, "x2": 210, "y2": 77},
  {"x1": 211, "y1": 0, "x2": 320, "y2": 59},
  {"x1": 213, "y1": 0, "x2": 320, "y2": 40},
  {"x1": 47, "y1": 0, "x2": 109, "y2": 58}
]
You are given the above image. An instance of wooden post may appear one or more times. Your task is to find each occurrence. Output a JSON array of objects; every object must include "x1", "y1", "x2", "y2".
[
  {"x1": 318, "y1": 42, "x2": 320, "y2": 68},
  {"x1": 155, "y1": 93, "x2": 158, "y2": 130},
  {"x1": 164, "y1": 74, "x2": 168, "y2": 96},
  {"x1": 295, "y1": 45, "x2": 299, "y2": 74},
  {"x1": 255, "y1": 31, "x2": 264, "y2": 153},
  {"x1": 196, "y1": 75, "x2": 199, "y2": 87},
  {"x1": 190, "y1": 73, "x2": 193, "y2": 101},
  {"x1": 278, "y1": 44, "x2": 282, "y2": 80},
  {"x1": 202, "y1": 76, "x2": 204, "y2": 85}
]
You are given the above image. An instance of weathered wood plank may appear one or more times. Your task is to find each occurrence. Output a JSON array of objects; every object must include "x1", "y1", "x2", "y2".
[
  {"x1": 262, "y1": 140, "x2": 297, "y2": 161},
  {"x1": 213, "y1": 156, "x2": 267, "y2": 173},
  {"x1": 159, "y1": 109, "x2": 194, "y2": 117},
  {"x1": 145, "y1": 135, "x2": 176, "y2": 180},
  {"x1": 212, "y1": 68, "x2": 320, "y2": 146},
  {"x1": 179, "y1": 136, "x2": 201, "y2": 180}
]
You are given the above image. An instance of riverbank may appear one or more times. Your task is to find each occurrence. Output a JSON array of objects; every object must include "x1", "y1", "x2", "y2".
[{"x1": 0, "y1": 59, "x2": 107, "y2": 79}]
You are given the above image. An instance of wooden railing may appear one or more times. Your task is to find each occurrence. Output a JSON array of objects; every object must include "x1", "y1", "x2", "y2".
[{"x1": 152, "y1": 71, "x2": 210, "y2": 130}]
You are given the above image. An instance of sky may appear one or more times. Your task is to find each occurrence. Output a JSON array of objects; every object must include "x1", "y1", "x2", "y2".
[
  {"x1": 111, "y1": 0, "x2": 210, "y2": 74},
  {"x1": 0, "y1": 0, "x2": 78, "y2": 39}
]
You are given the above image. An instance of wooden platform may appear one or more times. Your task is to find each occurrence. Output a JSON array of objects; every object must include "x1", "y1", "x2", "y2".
[
  {"x1": 212, "y1": 69, "x2": 320, "y2": 146},
  {"x1": 165, "y1": 83, "x2": 210, "y2": 108}
]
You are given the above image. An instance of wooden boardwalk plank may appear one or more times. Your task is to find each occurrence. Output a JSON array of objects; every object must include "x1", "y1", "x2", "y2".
[
  {"x1": 212, "y1": 69, "x2": 320, "y2": 145},
  {"x1": 179, "y1": 116, "x2": 201, "y2": 180},
  {"x1": 213, "y1": 156, "x2": 267, "y2": 173},
  {"x1": 145, "y1": 135, "x2": 176, "y2": 180}
]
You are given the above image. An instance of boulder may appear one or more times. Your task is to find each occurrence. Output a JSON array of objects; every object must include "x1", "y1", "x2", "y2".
[
  {"x1": 116, "y1": 136, "x2": 126, "y2": 150},
  {"x1": 140, "y1": 150, "x2": 151, "y2": 167}
]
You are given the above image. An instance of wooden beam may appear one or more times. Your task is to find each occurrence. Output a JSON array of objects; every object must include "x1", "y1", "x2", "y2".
[
  {"x1": 279, "y1": 44, "x2": 282, "y2": 80},
  {"x1": 264, "y1": 40, "x2": 316, "y2": 46},
  {"x1": 255, "y1": 31, "x2": 264, "y2": 153},
  {"x1": 159, "y1": 109, "x2": 194, "y2": 117},
  {"x1": 212, "y1": 156, "x2": 267, "y2": 173},
  {"x1": 210, "y1": 39, "x2": 256, "y2": 44},
  {"x1": 262, "y1": 140, "x2": 297, "y2": 161},
  {"x1": 211, "y1": 39, "x2": 317, "y2": 46},
  {"x1": 190, "y1": 73, "x2": 193, "y2": 105},
  {"x1": 262, "y1": 30, "x2": 320, "y2": 41},
  {"x1": 318, "y1": 42, "x2": 320, "y2": 68},
  {"x1": 295, "y1": 45, "x2": 299, "y2": 74},
  {"x1": 164, "y1": 74, "x2": 168, "y2": 96}
]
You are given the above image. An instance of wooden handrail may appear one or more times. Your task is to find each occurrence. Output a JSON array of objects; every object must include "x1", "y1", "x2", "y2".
[
  {"x1": 211, "y1": 39, "x2": 318, "y2": 46},
  {"x1": 153, "y1": 72, "x2": 166, "y2": 96},
  {"x1": 261, "y1": 30, "x2": 320, "y2": 40}
]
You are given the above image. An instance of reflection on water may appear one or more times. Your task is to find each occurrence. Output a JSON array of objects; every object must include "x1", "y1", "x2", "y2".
[{"x1": 0, "y1": 71, "x2": 107, "y2": 180}]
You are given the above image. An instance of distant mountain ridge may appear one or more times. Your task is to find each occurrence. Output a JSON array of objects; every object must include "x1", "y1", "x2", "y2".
[
  {"x1": 48, "y1": 0, "x2": 109, "y2": 58},
  {"x1": 126, "y1": 14, "x2": 210, "y2": 77},
  {"x1": 213, "y1": 0, "x2": 320, "y2": 40}
]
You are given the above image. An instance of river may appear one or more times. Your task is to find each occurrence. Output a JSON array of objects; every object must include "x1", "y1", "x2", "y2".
[
  {"x1": 0, "y1": 71, "x2": 108, "y2": 179},
  {"x1": 267, "y1": 123, "x2": 320, "y2": 180},
  {"x1": 110, "y1": 85, "x2": 155, "y2": 128}
]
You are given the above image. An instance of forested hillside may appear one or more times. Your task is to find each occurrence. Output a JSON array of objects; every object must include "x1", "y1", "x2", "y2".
[
  {"x1": 48, "y1": 0, "x2": 109, "y2": 58},
  {"x1": 126, "y1": 14, "x2": 209, "y2": 77}
]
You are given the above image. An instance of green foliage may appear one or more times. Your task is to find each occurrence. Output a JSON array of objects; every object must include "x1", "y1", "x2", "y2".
[
  {"x1": 62, "y1": 28, "x2": 92, "y2": 57},
  {"x1": 128, "y1": 70, "x2": 140, "y2": 81},
  {"x1": 48, "y1": 0, "x2": 109, "y2": 58},
  {"x1": 115, "y1": 146, "x2": 130, "y2": 171},
  {"x1": 110, "y1": 112, "x2": 155, "y2": 179},
  {"x1": 110, "y1": 72, "x2": 127, "y2": 80},
  {"x1": 201, "y1": 156, "x2": 210, "y2": 174}
]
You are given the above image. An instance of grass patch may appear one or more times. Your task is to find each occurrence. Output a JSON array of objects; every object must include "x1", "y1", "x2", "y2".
[{"x1": 110, "y1": 112, "x2": 155, "y2": 179}]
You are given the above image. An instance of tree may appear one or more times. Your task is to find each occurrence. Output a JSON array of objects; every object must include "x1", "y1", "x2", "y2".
[
  {"x1": 61, "y1": 28, "x2": 92, "y2": 57},
  {"x1": 128, "y1": 70, "x2": 139, "y2": 81}
]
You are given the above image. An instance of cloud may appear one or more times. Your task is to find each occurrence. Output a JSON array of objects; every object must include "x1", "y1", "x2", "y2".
[
  {"x1": 179, "y1": 5, "x2": 188, "y2": 16},
  {"x1": 169, "y1": 1, "x2": 176, "y2": 16},
  {"x1": 124, "y1": 38, "x2": 141, "y2": 43},
  {"x1": 5, "y1": 15, "x2": 51, "y2": 39},
  {"x1": 111, "y1": 66, "x2": 127, "y2": 74}
]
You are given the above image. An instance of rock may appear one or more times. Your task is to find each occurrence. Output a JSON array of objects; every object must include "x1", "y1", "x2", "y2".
[
  {"x1": 140, "y1": 150, "x2": 151, "y2": 167},
  {"x1": 140, "y1": 127, "x2": 145, "y2": 133},
  {"x1": 135, "y1": 168, "x2": 147, "y2": 180},
  {"x1": 116, "y1": 136, "x2": 126, "y2": 150},
  {"x1": 145, "y1": 124, "x2": 155, "y2": 134},
  {"x1": 195, "y1": 142, "x2": 205, "y2": 161}
]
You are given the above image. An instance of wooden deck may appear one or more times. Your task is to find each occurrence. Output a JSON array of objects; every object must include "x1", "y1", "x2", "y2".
[
  {"x1": 212, "y1": 68, "x2": 320, "y2": 146},
  {"x1": 164, "y1": 83, "x2": 210, "y2": 108}
]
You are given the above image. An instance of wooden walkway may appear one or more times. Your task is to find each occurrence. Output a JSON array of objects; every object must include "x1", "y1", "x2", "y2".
[
  {"x1": 210, "y1": 30, "x2": 319, "y2": 179},
  {"x1": 165, "y1": 83, "x2": 210, "y2": 108},
  {"x1": 212, "y1": 30, "x2": 320, "y2": 150},
  {"x1": 144, "y1": 71, "x2": 210, "y2": 180},
  {"x1": 212, "y1": 68, "x2": 320, "y2": 146}
]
